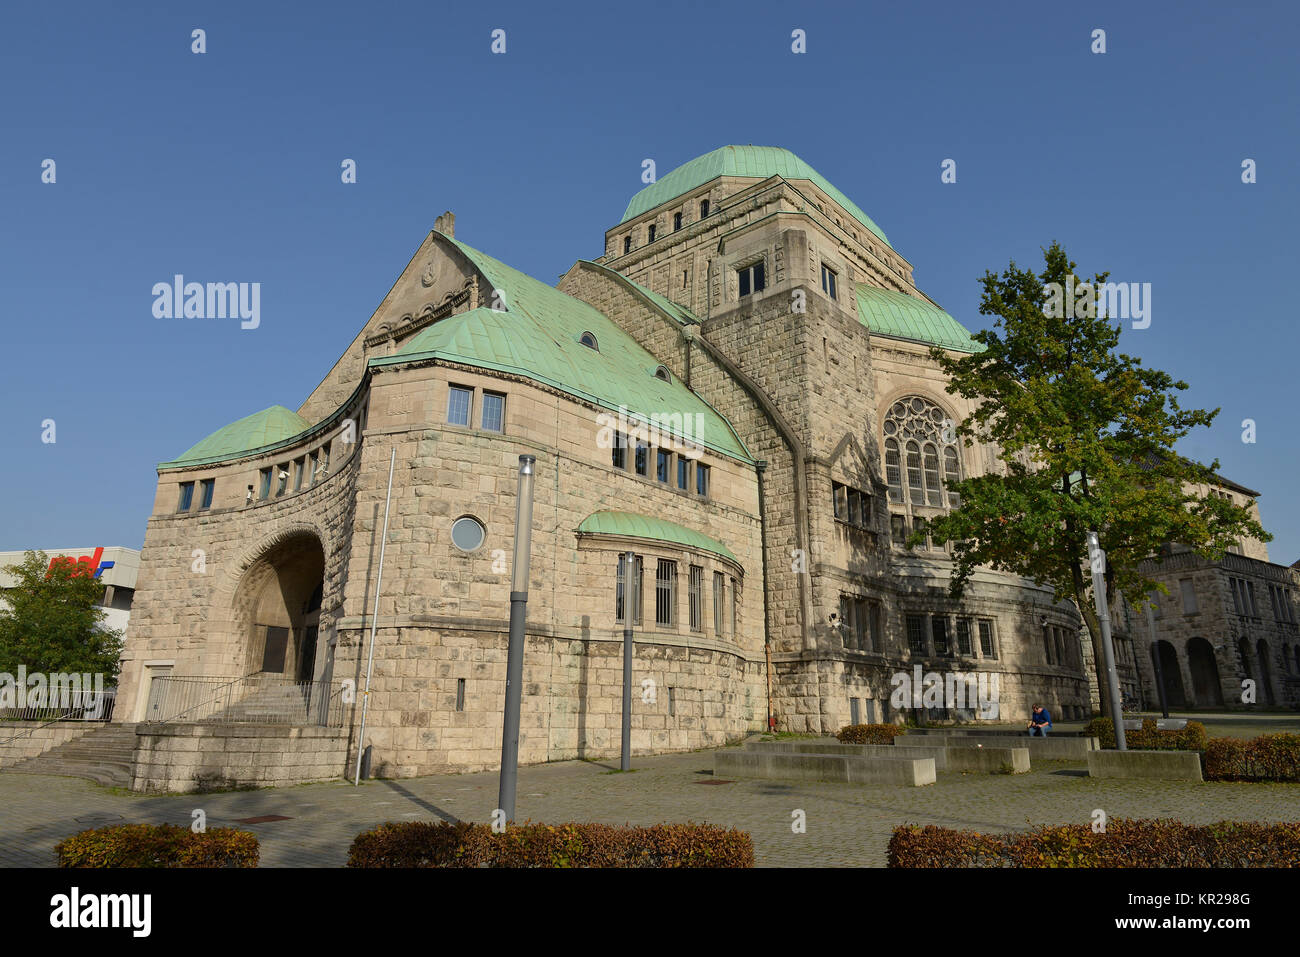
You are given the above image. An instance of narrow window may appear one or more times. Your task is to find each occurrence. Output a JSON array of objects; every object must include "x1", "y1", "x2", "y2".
[
  {"x1": 635, "y1": 440, "x2": 649, "y2": 477},
  {"x1": 258, "y1": 468, "x2": 272, "y2": 500},
  {"x1": 616, "y1": 554, "x2": 636, "y2": 624},
  {"x1": 943, "y1": 446, "x2": 961, "y2": 507},
  {"x1": 833, "y1": 482, "x2": 847, "y2": 520},
  {"x1": 956, "y1": 618, "x2": 973, "y2": 656},
  {"x1": 923, "y1": 443, "x2": 942, "y2": 506},
  {"x1": 688, "y1": 565, "x2": 703, "y2": 631},
  {"x1": 677, "y1": 457, "x2": 689, "y2": 490},
  {"x1": 482, "y1": 391, "x2": 505, "y2": 433},
  {"x1": 293, "y1": 457, "x2": 306, "y2": 491},
  {"x1": 647, "y1": 223, "x2": 656, "y2": 243},
  {"x1": 699, "y1": 198, "x2": 710, "y2": 218},
  {"x1": 696, "y1": 463, "x2": 710, "y2": 497},
  {"x1": 868, "y1": 604, "x2": 882, "y2": 652},
  {"x1": 319, "y1": 443, "x2": 331, "y2": 477},
  {"x1": 978, "y1": 620, "x2": 996, "y2": 658},
  {"x1": 623, "y1": 236, "x2": 631, "y2": 255},
  {"x1": 737, "y1": 262, "x2": 766, "y2": 297},
  {"x1": 854, "y1": 599, "x2": 868, "y2": 650},
  {"x1": 906, "y1": 615, "x2": 927, "y2": 655},
  {"x1": 850, "y1": 698, "x2": 861, "y2": 726},
  {"x1": 931, "y1": 616, "x2": 949, "y2": 656},
  {"x1": 1246, "y1": 581, "x2": 1259, "y2": 616},
  {"x1": 884, "y1": 438, "x2": 902, "y2": 503},
  {"x1": 847, "y1": 488, "x2": 861, "y2": 526},
  {"x1": 891, "y1": 514, "x2": 908, "y2": 545},
  {"x1": 673, "y1": 212, "x2": 682, "y2": 231},
  {"x1": 177, "y1": 482, "x2": 194, "y2": 512},
  {"x1": 199, "y1": 479, "x2": 215, "y2": 510},
  {"x1": 839, "y1": 596, "x2": 853, "y2": 648},
  {"x1": 714, "y1": 571, "x2": 725, "y2": 634},
  {"x1": 656, "y1": 560, "x2": 676, "y2": 626},
  {"x1": 612, "y1": 431, "x2": 627, "y2": 470},
  {"x1": 668, "y1": 686, "x2": 676, "y2": 717},
  {"x1": 657, "y1": 449, "x2": 671, "y2": 483},
  {"x1": 1043, "y1": 625, "x2": 1055, "y2": 664},
  {"x1": 276, "y1": 463, "x2": 289, "y2": 496},
  {"x1": 1230, "y1": 578, "x2": 1242, "y2": 614},
  {"x1": 307, "y1": 451, "x2": 318, "y2": 487},
  {"x1": 447, "y1": 385, "x2": 472, "y2": 427},
  {"x1": 820, "y1": 263, "x2": 838, "y2": 300},
  {"x1": 730, "y1": 577, "x2": 738, "y2": 637},
  {"x1": 456, "y1": 678, "x2": 465, "y2": 711},
  {"x1": 1180, "y1": 579, "x2": 1198, "y2": 615}
]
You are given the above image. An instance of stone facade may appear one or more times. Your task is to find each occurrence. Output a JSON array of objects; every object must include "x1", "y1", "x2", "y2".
[{"x1": 116, "y1": 146, "x2": 1276, "y2": 789}]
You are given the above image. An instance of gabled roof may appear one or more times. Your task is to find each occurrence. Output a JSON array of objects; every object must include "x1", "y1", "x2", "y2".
[
  {"x1": 371, "y1": 235, "x2": 752, "y2": 462},
  {"x1": 620, "y1": 145, "x2": 891, "y2": 248},
  {"x1": 161, "y1": 405, "x2": 313, "y2": 469},
  {"x1": 856, "y1": 284, "x2": 982, "y2": 354},
  {"x1": 577, "y1": 510, "x2": 738, "y2": 564}
]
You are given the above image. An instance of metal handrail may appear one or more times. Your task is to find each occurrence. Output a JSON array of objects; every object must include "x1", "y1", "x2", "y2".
[
  {"x1": 142, "y1": 672, "x2": 257, "y2": 725},
  {"x1": 0, "y1": 690, "x2": 117, "y2": 748}
]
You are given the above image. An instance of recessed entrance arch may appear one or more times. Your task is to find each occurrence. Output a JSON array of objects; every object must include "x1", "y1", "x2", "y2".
[
  {"x1": 1256, "y1": 639, "x2": 1276, "y2": 706},
  {"x1": 1186, "y1": 637, "x2": 1224, "y2": 707},
  {"x1": 230, "y1": 529, "x2": 326, "y2": 681},
  {"x1": 1151, "y1": 640, "x2": 1186, "y2": 709}
]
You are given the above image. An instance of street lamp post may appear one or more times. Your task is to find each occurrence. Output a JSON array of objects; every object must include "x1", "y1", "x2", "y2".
[
  {"x1": 497, "y1": 455, "x2": 537, "y2": 822},
  {"x1": 1087, "y1": 531, "x2": 1127, "y2": 751}
]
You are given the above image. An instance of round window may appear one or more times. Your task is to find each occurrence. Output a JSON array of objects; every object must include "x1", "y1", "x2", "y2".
[{"x1": 451, "y1": 516, "x2": 486, "y2": 552}]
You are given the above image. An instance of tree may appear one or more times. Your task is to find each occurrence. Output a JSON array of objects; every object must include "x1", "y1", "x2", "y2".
[
  {"x1": 921, "y1": 242, "x2": 1266, "y2": 717},
  {"x1": 0, "y1": 550, "x2": 124, "y2": 680}
]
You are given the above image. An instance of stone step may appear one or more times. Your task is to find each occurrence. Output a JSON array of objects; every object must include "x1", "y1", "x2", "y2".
[{"x1": 746, "y1": 739, "x2": 1031, "y2": 773}]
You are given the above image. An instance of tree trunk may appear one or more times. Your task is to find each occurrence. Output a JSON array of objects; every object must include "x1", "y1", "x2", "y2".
[{"x1": 1074, "y1": 598, "x2": 1112, "y2": 719}]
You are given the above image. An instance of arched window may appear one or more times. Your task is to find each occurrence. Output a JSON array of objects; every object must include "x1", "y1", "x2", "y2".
[
  {"x1": 881, "y1": 395, "x2": 963, "y2": 547},
  {"x1": 579, "y1": 332, "x2": 599, "y2": 351},
  {"x1": 654, "y1": 365, "x2": 671, "y2": 383}
]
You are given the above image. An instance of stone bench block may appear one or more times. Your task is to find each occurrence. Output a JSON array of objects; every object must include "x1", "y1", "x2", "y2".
[
  {"x1": 1087, "y1": 749, "x2": 1203, "y2": 781},
  {"x1": 715, "y1": 749, "x2": 934, "y2": 786}
]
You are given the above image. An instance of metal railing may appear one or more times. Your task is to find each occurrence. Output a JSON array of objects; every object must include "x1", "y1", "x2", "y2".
[
  {"x1": 144, "y1": 674, "x2": 345, "y2": 728},
  {"x1": 0, "y1": 691, "x2": 118, "y2": 748}
]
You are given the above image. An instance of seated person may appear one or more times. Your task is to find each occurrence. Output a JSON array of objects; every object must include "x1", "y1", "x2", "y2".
[{"x1": 1026, "y1": 704, "x2": 1052, "y2": 736}]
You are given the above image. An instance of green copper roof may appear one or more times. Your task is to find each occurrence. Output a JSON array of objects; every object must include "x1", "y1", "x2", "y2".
[
  {"x1": 577, "y1": 510, "x2": 738, "y2": 564},
  {"x1": 855, "y1": 284, "x2": 983, "y2": 354},
  {"x1": 579, "y1": 262, "x2": 700, "y2": 326},
  {"x1": 161, "y1": 405, "x2": 313, "y2": 468},
  {"x1": 372, "y1": 236, "x2": 751, "y2": 462},
  {"x1": 620, "y1": 145, "x2": 891, "y2": 248}
]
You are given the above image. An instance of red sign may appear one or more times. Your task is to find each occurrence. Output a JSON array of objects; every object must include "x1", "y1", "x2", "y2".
[{"x1": 47, "y1": 548, "x2": 115, "y2": 579}]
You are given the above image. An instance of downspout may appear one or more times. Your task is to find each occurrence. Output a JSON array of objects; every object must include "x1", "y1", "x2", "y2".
[{"x1": 755, "y1": 460, "x2": 774, "y2": 731}]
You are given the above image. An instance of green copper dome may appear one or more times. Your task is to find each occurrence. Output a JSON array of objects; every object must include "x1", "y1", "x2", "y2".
[
  {"x1": 620, "y1": 145, "x2": 891, "y2": 248},
  {"x1": 161, "y1": 405, "x2": 313, "y2": 468}
]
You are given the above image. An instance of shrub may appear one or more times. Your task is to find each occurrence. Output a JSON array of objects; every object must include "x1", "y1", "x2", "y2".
[
  {"x1": 346, "y1": 821, "x2": 754, "y2": 868},
  {"x1": 55, "y1": 823, "x2": 259, "y2": 868},
  {"x1": 1205, "y1": 734, "x2": 1300, "y2": 782},
  {"x1": 1085, "y1": 717, "x2": 1206, "y2": 751},
  {"x1": 889, "y1": 819, "x2": 1300, "y2": 868},
  {"x1": 837, "y1": 723, "x2": 907, "y2": 745}
]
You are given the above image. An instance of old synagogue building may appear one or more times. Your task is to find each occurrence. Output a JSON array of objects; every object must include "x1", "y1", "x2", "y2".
[{"x1": 110, "y1": 146, "x2": 1294, "y2": 788}]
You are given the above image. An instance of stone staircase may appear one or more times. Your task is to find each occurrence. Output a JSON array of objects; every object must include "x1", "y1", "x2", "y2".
[
  {"x1": 204, "y1": 681, "x2": 317, "y2": 724},
  {"x1": 3, "y1": 723, "x2": 139, "y2": 787}
]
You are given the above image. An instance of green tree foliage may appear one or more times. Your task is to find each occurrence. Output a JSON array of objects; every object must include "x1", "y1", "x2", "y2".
[
  {"x1": 922, "y1": 242, "x2": 1266, "y2": 715},
  {"x1": 0, "y1": 551, "x2": 124, "y2": 680}
]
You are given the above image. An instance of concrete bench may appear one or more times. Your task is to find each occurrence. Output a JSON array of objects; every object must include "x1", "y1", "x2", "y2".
[
  {"x1": 1087, "y1": 749, "x2": 1203, "y2": 782},
  {"x1": 899, "y1": 734, "x2": 1097, "y2": 760},
  {"x1": 746, "y1": 739, "x2": 1029, "y2": 773},
  {"x1": 715, "y1": 749, "x2": 935, "y2": 786}
]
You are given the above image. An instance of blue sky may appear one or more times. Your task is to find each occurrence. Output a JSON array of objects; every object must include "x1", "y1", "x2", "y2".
[{"x1": 2, "y1": 0, "x2": 1297, "y2": 561}]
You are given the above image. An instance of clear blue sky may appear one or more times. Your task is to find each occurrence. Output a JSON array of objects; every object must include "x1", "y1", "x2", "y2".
[{"x1": 2, "y1": 0, "x2": 1297, "y2": 561}]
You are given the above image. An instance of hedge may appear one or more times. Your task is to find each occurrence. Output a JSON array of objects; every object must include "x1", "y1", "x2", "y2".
[
  {"x1": 347, "y1": 821, "x2": 754, "y2": 868},
  {"x1": 1085, "y1": 717, "x2": 1207, "y2": 751},
  {"x1": 55, "y1": 823, "x2": 259, "y2": 868},
  {"x1": 1205, "y1": 733, "x2": 1300, "y2": 782},
  {"x1": 837, "y1": 723, "x2": 907, "y2": 745},
  {"x1": 889, "y1": 819, "x2": 1300, "y2": 867}
]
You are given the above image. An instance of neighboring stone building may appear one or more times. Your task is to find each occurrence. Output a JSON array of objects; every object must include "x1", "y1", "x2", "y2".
[
  {"x1": 119, "y1": 145, "x2": 1240, "y2": 787},
  {"x1": 1125, "y1": 475, "x2": 1300, "y2": 711}
]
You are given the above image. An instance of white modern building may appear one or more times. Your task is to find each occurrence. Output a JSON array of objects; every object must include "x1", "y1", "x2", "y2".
[{"x1": 0, "y1": 546, "x2": 140, "y2": 635}]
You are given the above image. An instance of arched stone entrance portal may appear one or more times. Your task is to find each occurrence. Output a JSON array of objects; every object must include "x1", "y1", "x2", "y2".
[
  {"x1": 1151, "y1": 640, "x2": 1186, "y2": 709},
  {"x1": 1186, "y1": 637, "x2": 1224, "y2": 707},
  {"x1": 231, "y1": 530, "x2": 326, "y2": 682}
]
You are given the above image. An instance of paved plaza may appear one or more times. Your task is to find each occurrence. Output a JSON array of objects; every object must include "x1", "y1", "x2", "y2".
[{"x1": 3, "y1": 717, "x2": 1299, "y2": 868}]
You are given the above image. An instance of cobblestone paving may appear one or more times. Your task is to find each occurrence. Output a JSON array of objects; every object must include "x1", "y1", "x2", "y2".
[{"x1": 4, "y1": 744, "x2": 1300, "y2": 867}]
